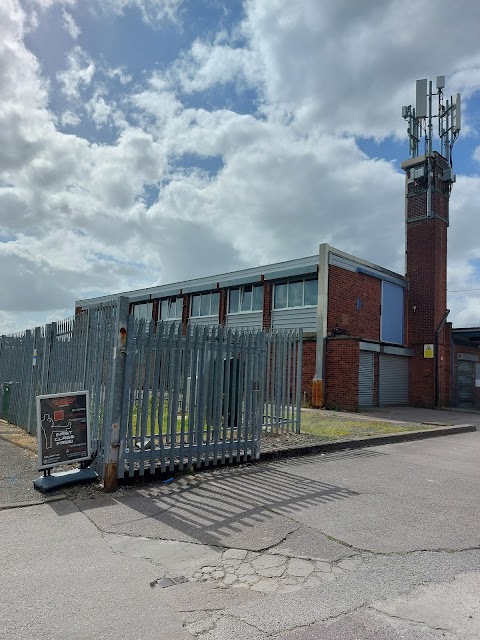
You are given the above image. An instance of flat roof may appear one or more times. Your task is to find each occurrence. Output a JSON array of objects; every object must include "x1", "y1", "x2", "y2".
[
  {"x1": 76, "y1": 244, "x2": 406, "y2": 308},
  {"x1": 452, "y1": 327, "x2": 480, "y2": 343}
]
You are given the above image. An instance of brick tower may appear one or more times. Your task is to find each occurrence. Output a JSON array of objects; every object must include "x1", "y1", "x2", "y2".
[{"x1": 401, "y1": 78, "x2": 460, "y2": 407}]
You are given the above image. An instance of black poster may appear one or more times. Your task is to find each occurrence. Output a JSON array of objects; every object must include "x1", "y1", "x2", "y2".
[{"x1": 36, "y1": 391, "x2": 91, "y2": 470}]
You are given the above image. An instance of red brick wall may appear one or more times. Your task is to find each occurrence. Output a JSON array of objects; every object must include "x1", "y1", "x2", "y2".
[
  {"x1": 181, "y1": 294, "x2": 190, "y2": 334},
  {"x1": 405, "y1": 153, "x2": 450, "y2": 407},
  {"x1": 263, "y1": 281, "x2": 272, "y2": 330},
  {"x1": 301, "y1": 339, "x2": 316, "y2": 404},
  {"x1": 325, "y1": 338, "x2": 359, "y2": 412},
  {"x1": 327, "y1": 266, "x2": 381, "y2": 340},
  {"x1": 219, "y1": 289, "x2": 227, "y2": 326}
]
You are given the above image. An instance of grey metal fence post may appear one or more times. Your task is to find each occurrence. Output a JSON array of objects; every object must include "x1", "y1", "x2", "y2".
[{"x1": 103, "y1": 297, "x2": 129, "y2": 492}]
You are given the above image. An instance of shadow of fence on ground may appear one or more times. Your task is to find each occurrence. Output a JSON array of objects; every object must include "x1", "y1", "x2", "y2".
[{"x1": 67, "y1": 452, "x2": 383, "y2": 548}]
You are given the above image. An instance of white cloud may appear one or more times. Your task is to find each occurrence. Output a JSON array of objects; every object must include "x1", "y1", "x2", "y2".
[
  {"x1": 169, "y1": 38, "x2": 263, "y2": 94},
  {"x1": 243, "y1": 0, "x2": 480, "y2": 139},
  {"x1": 57, "y1": 46, "x2": 95, "y2": 99},
  {"x1": 85, "y1": 89, "x2": 116, "y2": 127},
  {"x1": 93, "y1": 0, "x2": 184, "y2": 26},
  {"x1": 62, "y1": 9, "x2": 80, "y2": 39},
  {"x1": 106, "y1": 66, "x2": 132, "y2": 85},
  {"x1": 60, "y1": 110, "x2": 81, "y2": 127}
]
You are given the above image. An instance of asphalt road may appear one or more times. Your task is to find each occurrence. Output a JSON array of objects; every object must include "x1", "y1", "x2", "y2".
[{"x1": 2, "y1": 429, "x2": 480, "y2": 639}]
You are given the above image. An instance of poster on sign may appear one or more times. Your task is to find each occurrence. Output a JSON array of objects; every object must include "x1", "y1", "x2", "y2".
[{"x1": 36, "y1": 391, "x2": 91, "y2": 470}]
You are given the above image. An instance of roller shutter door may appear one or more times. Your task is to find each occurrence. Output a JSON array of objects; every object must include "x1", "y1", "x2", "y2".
[
  {"x1": 457, "y1": 360, "x2": 474, "y2": 407},
  {"x1": 358, "y1": 352, "x2": 374, "y2": 407},
  {"x1": 379, "y1": 354, "x2": 409, "y2": 406}
]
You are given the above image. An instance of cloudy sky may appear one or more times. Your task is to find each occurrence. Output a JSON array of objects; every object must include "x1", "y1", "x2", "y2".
[{"x1": 2, "y1": 0, "x2": 480, "y2": 334}]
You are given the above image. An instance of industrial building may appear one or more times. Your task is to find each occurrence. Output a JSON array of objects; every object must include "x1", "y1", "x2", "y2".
[{"x1": 76, "y1": 78, "x2": 480, "y2": 411}]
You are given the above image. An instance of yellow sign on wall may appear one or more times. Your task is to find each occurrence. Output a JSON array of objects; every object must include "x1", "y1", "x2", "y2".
[{"x1": 424, "y1": 344, "x2": 434, "y2": 359}]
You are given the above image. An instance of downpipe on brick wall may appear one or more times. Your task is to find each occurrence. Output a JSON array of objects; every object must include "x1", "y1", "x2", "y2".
[{"x1": 435, "y1": 310, "x2": 450, "y2": 407}]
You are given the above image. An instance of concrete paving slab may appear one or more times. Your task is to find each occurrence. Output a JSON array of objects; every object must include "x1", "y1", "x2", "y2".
[
  {"x1": 105, "y1": 534, "x2": 223, "y2": 578},
  {"x1": 76, "y1": 489, "x2": 299, "y2": 549},
  {"x1": 271, "y1": 609, "x2": 458, "y2": 640},
  {"x1": 261, "y1": 433, "x2": 480, "y2": 552},
  {"x1": 0, "y1": 501, "x2": 193, "y2": 640},
  {"x1": 373, "y1": 571, "x2": 480, "y2": 638},
  {"x1": 155, "y1": 578, "x2": 264, "y2": 613},
  {"x1": 213, "y1": 549, "x2": 480, "y2": 636}
]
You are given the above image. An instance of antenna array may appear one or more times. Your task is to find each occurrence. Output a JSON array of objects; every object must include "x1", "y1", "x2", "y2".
[{"x1": 402, "y1": 76, "x2": 461, "y2": 166}]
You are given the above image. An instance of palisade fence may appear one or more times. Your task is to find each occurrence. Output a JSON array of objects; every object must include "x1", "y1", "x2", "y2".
[
  {"x1": 0, "y1": 302, "x2": 118, "y2": 475},
  {"x1": 0, "y1": 297, "x2": 302, "y2": 481}
]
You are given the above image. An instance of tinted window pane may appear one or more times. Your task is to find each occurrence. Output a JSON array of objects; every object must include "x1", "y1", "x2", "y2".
[
  {"x1": 191, "y1": 295, "x2": 201, "y2": 317},
  {"x1": 241, "y1": 286, "x2": 252, "y2": 312},
  {"x1": 274, "y1": 284, "x2": 287, "y2": 309},
  {"x1": 252, "y1": 285, "x2": 263, "y2": 311},
  {"x1": 175, "y1": 297, "x2": 183, "y2": 319},
  {"x1": 200, "y1": 293, "x2": 211, "y2": 316},
  {"x1": 304, "y1": 279, "x2": 318, "y2": 306},
  {"x1": 160, "y1": 300, "x2": 168, "y2": 319},
  {"x1": 381, "y1": 282, "x2": 404, "y2": 344},
  {"x1": 288, "y1": 281, "x2": 303, "y2": 308},
  {"x1": 211, "y1": 292, "x2": 220, "y2": 317},
  {"x1": 229, "y1": 289, "x2": 239, "y2": 313}
]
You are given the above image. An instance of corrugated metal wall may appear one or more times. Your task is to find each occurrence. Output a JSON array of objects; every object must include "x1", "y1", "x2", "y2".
[
  {"x1": 226, "y1": 312, "x2": 263, "y2": 329},
  {"x1": 272, "y1": 307, "x2": 317, "y2": 332}
]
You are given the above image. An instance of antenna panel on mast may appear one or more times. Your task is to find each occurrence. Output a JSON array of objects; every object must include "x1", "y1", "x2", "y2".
[
  {"x1": 416, "y1": 79, "x2": 428, "y2": 118},
  {"x1": 453, "y1": 93, "x2": 461, "y2": 132}
]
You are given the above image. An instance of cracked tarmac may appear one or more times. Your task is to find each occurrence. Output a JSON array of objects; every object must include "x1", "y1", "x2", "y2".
[{"x1": 2, "y1": 430, "x2": 480, "y2": 639}]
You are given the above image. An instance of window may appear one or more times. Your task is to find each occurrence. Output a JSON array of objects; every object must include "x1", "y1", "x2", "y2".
[
  {"x1": 228, "y1": 285, "x2": 264, "y2": 313},
  {"x1": 190, "y1": 292, "x2": 220, "y2": 317},
  {"x1": 160, "y1": 297, "x2": 183, "y2": 321},
  {"x1": 133, "y1": 302, "x2": 153, "y2": 321},
  {"x1": 273, "y1": 279, "x2": 318, "y2": 309},
  {"x1": 304, "y1": 279, "x2": 318, "y2": 306},
  {"x1": 274, "y1": 284, "x2": 288, "y2": 309}
]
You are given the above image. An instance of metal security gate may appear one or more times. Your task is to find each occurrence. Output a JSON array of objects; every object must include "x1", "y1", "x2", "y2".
[
  {"x1": 457, "y1": 360, "x2": 474, "y2": 407},
  {"x1": 358, "y1": 351, "x2": 374, "y2": 406},
  {"x1": 117, "y1": 319, "x2": 303, "y2": 479},
  {"x1": 379, "y1": 354, "x2": 409, "y2": 406}
]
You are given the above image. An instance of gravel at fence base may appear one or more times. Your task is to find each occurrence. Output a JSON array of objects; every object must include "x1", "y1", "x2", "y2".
[{"x1": 261, "y1": 431, "x2": 331, "y2": 452}]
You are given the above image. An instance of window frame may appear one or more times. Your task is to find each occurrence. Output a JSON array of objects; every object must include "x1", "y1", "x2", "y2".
[
  {"x1": 190, "y1": 291, "x2": 220, "y2": 318},
  {"x1": 228, "y1": 284, "x2": 264, "y2": 314},
  {"x1": 133, "y1": 301, "x2": 153, "y2": 322},
  {"x1": 160, "y1": 296, "x2": 183, "y2": 321},
  {"x1": 273, "y1": 278, "x2": 318, "y2": 310}
]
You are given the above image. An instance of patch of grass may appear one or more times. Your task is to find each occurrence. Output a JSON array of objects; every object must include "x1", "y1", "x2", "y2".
[{"x1": 300, "y1": 411, "x2": 434, "y2": 440}]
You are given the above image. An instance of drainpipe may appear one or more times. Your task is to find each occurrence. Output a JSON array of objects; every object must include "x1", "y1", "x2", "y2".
[{"x1": 435, "y1": 310, "x2": 450, "y2": 407}]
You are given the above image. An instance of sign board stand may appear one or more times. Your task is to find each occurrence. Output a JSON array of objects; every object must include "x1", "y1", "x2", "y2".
[
  {"x1": 33, "y1": 391, "x2": 98, "y2": 493},
  {"x1": 34, "y1": 467, "x2": 98, "y2": 492}
]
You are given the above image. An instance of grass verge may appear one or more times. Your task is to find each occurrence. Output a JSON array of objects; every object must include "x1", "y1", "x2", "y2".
[{"x1": 300, "y1": 412, "x2": 435, "y2": 441}]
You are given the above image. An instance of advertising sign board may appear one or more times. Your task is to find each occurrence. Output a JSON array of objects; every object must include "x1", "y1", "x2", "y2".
[{"x1": 36, "y1": 391, "x2": 91, "y2": 471}]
